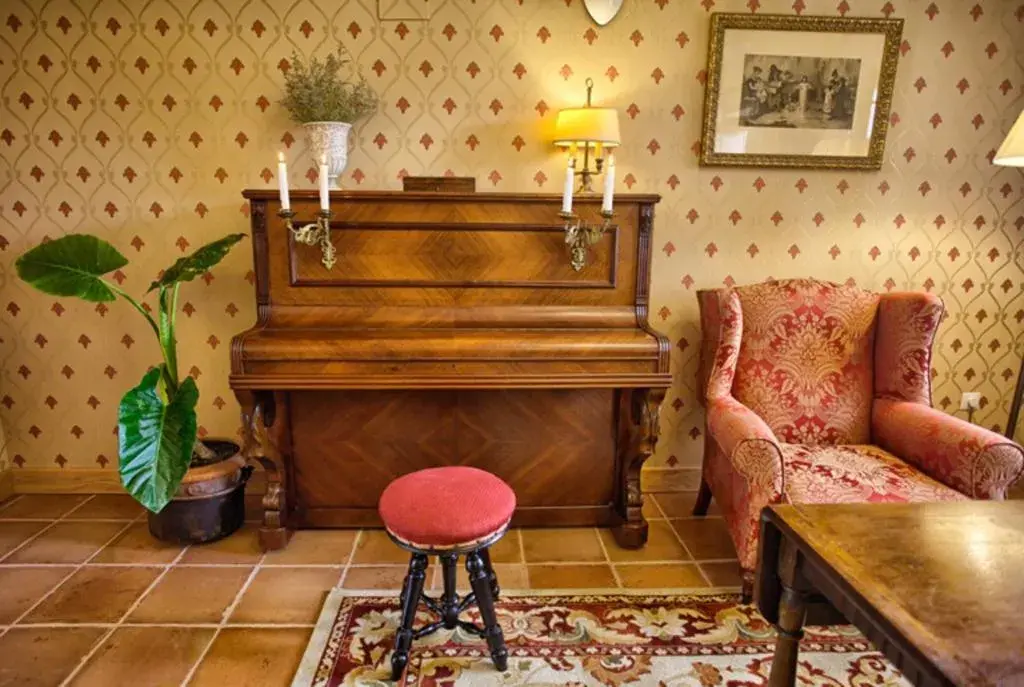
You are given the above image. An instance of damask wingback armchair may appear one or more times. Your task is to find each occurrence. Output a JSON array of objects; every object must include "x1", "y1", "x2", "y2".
[{"x1": 694, "y1": 278, "x2": 1024, "y2": 597}]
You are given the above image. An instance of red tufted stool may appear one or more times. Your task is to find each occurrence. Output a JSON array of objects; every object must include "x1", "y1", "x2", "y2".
[{"x1": 379, "y1": 466, "x2": 515, "y2": 680}]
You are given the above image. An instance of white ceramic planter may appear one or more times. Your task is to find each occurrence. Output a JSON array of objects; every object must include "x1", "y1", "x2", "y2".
[{"x1": 303, "y1": 121, "x2": 351, "y2": 189}]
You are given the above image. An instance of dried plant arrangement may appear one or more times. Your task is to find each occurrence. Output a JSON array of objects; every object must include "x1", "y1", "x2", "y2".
[{"x1": 280, "y1": 49, "x2": 377, "y2": 123}]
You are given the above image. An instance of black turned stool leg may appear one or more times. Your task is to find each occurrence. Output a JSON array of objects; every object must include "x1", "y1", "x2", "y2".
[
  {"x1": 440, "y1": 553, "x2": 460, "y2": 629},
  {"x1": 465, "y1": 550, "x2": 508, "y2": 672},
  {"x1": 479, "y1": 547, "x2": 500, "y2": 599},
  {"x1": 391, "y1": 553, "x2": 428, "y2": 681}
]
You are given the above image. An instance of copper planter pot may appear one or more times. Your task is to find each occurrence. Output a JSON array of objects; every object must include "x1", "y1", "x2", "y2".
[{"x1": 147, "y1": 440, "x2": 251, "y2": 544}]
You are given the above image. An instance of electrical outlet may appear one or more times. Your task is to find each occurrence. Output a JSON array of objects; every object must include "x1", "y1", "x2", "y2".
[{"x1": 960, "y1": 392, "x2": 981, "y2": 411}]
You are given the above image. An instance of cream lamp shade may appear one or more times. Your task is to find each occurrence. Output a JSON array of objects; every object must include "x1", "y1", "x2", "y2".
[
  {"x1": 553, "y1": 107, "x2": 620, "y2": 148},
  {"x1": 994, "y1": 109, "x2": 1024, "y2": 167}
]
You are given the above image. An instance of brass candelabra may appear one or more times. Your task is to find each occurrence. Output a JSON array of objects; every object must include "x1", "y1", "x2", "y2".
[
  {"x1": 278, "y1": 209, "x2": 336, "y2": 270},
  {"x1": 560, "y1": 209, "x2": 614, "y2": 272}
]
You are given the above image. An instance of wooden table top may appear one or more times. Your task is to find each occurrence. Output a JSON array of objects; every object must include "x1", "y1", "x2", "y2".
[{"x1": 766, "y1": 501, "x2": 1024, "y2": 686}]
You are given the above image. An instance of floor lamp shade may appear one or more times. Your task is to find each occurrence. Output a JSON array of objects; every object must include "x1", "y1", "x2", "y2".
[
  {"x1": 994, "y1": 110, "x2": 1024, "y2": 167},
  {"x1": 996, "y1": 108, "x2": 1024, "y2": 440}
]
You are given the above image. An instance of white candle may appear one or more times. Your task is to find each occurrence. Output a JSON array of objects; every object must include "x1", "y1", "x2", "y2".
[
  {"x1": 561, "y1": 156, "x2": 575, "y2": 214},
  {"x1": 277, "y1": 152, "x2": 290, "y2": 210},
  {"x1": 318, "y1": 155, "x2": 330, "y2": 211},
  {"x1": 602, "y1": 154, "x2": 615, "y2": 213}
]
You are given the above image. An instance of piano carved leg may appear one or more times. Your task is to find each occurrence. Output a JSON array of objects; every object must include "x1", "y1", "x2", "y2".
[
  {"x1": 237, "y1": 389, "x2": 293, "y2": 551},
  {"x1": 254, "y1": 457, "x2": 291, "y2": 551},
  {"x1": 613, "y1": 388, "x2": 666, "y2": 549}
]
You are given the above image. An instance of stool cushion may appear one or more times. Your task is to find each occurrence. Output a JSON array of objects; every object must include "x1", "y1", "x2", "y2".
[{"x1": 379, "y1": 467, "x2": 517, "y2": 548}]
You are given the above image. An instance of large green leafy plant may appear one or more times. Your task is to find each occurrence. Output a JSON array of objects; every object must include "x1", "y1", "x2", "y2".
[
  {"x1": 16, "y1": 233, "x2": 246, "y2": 513},
  {"x1": 280, "y1": 49, "x2": 376, "y2": 123}
]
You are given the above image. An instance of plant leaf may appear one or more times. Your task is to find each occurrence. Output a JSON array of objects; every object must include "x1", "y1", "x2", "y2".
[
  {"x1": 117, "y1": 366, "x2": 199, "y2": 513},
  {"x1": 16, "y1": 234, "x2": 129, "y2": 302},
  {"x1": 148, "y1": 233, "x2": 245, "y2": 292},
  {"x1": 157, "y1": 286, "x2": 179, "y2": 389}
]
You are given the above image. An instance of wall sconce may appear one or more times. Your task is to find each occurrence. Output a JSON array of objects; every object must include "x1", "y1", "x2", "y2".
[
  {"x1": 276, "y1": 153, "x2": 337, "y2": 270},
  {"x1": 555, "y1": 78, "x2": 620, "y2": 272},
  {"x1": 279, "y1": 209, "x2": 336, "y2": 270},
  {"x1": 554, "y1": 78, "x2": 620, "y2": 193},
  {"x1": 560, "y1": 206, "x2": 614, "y2": 272}
]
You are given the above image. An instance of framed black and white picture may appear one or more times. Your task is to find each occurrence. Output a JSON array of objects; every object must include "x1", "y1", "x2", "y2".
[{"x1": 700, "y1": 13, "x2": 904, "y2": 169}]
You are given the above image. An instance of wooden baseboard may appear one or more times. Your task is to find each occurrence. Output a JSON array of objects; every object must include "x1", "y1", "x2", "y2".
[
  {"x1": 11, "y1": 468, "x2": 268, "y2": 495},
  {"x1": 0, "y1": 469, "x2": 13, "y2": 502},
  {"x1": 13, "y1": 469, "x2": 123, "y2": 494},
  {"x1": 641, "y1": 467, "x2": 701, "y2": 493}
]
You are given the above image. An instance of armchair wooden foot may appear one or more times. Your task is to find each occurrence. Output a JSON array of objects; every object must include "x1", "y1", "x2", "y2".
[
  {"x1": 741, "y1": 570, "x2": 755, "y2": 603},
  {"x1": 693, "y1": 477, "x2": 713, "y2": 516}
]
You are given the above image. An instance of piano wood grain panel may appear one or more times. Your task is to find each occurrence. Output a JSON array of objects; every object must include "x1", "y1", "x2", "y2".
[
  {"x1": 261, "y1": 193, "x2": 638, "y2": 309},
  {"x1": 289, "y1": 389, "x2": 616, "y2": 526},
  {"x1": 290, "y1": 222, "x2": 618, "y2": 288}
]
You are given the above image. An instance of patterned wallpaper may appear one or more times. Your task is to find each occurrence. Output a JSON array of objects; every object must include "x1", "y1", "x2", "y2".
[{"x1": 0, "y1": 0, "x2": 1022, "y2": 486}]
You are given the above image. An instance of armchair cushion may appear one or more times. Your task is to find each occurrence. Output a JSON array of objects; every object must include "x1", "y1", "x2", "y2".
[
  {"x1": 732, "y1": 279, "x2": 880, "y2": 445},
  {"x1": 873, "y1": 399, "x2": 1024, "y2": 499},
  {"x1": 781, "y1": 443, "x2": 966, "y2": 504}
]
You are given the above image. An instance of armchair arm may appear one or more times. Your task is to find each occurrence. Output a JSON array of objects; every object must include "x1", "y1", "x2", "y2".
[
  {"x1": 706, "y1": 396, "x2": 785, "y2": 572},
  {"x1": 873, "y1": 398, "x2": 1024, "y2": 499},
  {"x1": 698, "y1": 288, "x2": 786, "y2": 571},
  {"x1": 707, "y1": 396, "x2": 784, "y2": 485}
]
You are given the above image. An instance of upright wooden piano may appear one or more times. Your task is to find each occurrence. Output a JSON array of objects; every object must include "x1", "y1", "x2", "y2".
[{"x1": 232, "y1": 190, "x2": 670, "y2": 551}]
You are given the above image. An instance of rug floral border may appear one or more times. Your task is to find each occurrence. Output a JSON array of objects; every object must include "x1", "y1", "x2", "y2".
[{"x1": 293, "y1": 590, "x2": 880, "y2": 687}]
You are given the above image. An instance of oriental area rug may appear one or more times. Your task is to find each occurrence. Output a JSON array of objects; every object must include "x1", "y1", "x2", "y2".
[{"x1": 292, "y1": 590, "x2": 909, "y2": 686}]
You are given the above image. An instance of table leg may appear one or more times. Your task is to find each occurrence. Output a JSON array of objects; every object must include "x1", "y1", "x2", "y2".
[{"x1": 768, "y1": 585, "x2": 808, "y2": 687}]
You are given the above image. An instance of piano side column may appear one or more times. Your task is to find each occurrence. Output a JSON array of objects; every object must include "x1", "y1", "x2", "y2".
[
  {"x1": 236, "y1": 388, "x2": 294, "y2": 550},
  {"x1": 612, "y1": 387, "x2": 666, "y2": 548}
]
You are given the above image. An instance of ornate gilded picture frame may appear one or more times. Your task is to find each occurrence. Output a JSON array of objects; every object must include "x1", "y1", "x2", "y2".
[{"x1": 700, "y1": 13, "x2": 903, "y2": 169}]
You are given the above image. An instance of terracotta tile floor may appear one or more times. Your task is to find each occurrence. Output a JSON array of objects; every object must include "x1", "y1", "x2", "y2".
[{"x1": 0, "y1": 492, "x2": 738, "y2": 686}]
